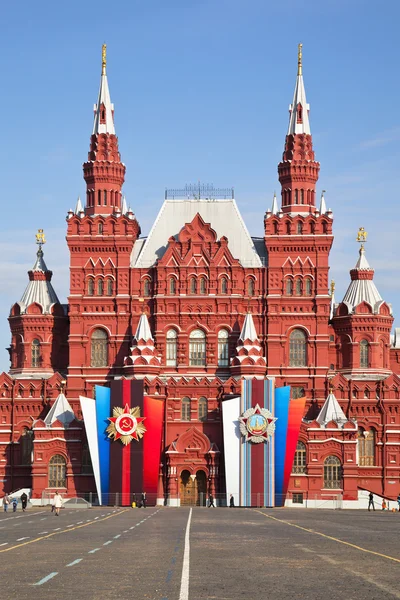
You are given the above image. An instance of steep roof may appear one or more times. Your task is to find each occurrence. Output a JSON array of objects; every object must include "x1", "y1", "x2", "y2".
[
  {"x1": 18, "y1": 247, "x2": 60, "y2": 314},
  {"x1": 43, "y1": 392, "x2": 75, "y2": 427},
  {"x1": 316, "y1": 391, "x2": 348, "y2": 428},
  {"x1": 131, "y1": 199, "x2": 265, "y2": 268},
  {"x1": 238, "y1": 313, "x2": 258, "y2": 342},
  {"x1": 287, "y1": 44, "x2": 311, "y2": 135},
  {"x1": 342, "y1": 246, "x2": 391, "y2": 315},
  {"x1": 134, "y1": 313, "x2": 153, "y2": 341},
  {"x1": 92, "y1": 45, "x2": 115, "y2": 135}
]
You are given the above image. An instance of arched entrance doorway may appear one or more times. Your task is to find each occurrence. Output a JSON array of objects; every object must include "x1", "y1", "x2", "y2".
[{"x1": 180, "y1": 469, "x2": 207, "y2": 506}]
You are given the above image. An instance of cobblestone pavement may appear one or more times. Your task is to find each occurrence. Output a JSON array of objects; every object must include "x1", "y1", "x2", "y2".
[{"x1": 1, "y1": 506, "x2": 400, "y2": 600}]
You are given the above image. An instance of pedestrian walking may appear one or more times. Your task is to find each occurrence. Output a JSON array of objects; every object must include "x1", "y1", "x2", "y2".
[
  {"x1": 12, "y1": 497, "x2": 18, "y2": 512},
  {"x1": 2, "y1": 493, "x2": 10, "y2": 512},
  {"x1": 382, "y1": 499, "x2": 387, "y2": 511},
  {"x1": 208, "y1": 494, "x2": 215, "y2": 508},
  {"x1": 53, "y1": 491, "x2": 63, "y2": 516},
  {"x1": 141, "y1": 491, "x2": 147, "y2": 509},
  {"x1": 21, "y1": 492, "x2": 28, "y2": 512},
  {"x1": 229, "y1": 494, "x2": 235, "y2": 508},
  {"x1": 368, "y1": 492, "x2": 375, "y2": 511},
  {"x1": 397, "y1": 493, "x2": 400, "y2": 512}
]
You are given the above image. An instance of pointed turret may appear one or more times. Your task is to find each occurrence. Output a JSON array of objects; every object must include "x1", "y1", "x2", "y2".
[
  {"x1": 278, "y1": 44, "x2": 320, "y2": 215},
  {"x1": 231, "y1": 312, "x2": 266, "y2": 377},
  {"x1": 319, "y1": 191, "x2": 327, "y2": 215},
  {"x1": 75, "y1": 196, "x2": 84, "y2": 215},
  {"x1": 341, "y1": 229, "x2": 391, "y2": 315},
  {"x1": 92, "y1": 45, "x2": 115, "y2": 135},
  {"x1": 271, "y1": 193, "x2": 279, "y2": 216},
  {"x1": 18, "y1": 232, "x2": 60, "y2": 314},
  {"x1": 287, "y1": 43, "x2": 311, "y2": 136},
  {"x1": 124, "y1": 313, "x2": 161, "y2": 377},
  {"x1": 332, "y1": 228, "x2": 393, "y2": 373},
  {"x1": 8, "y1": 231, "x2": 68, "y2": 376},
  {"x1": 316, "y1": 389, "x2": 349, "y2": 428},
  {"x1": 83, "y1": 44, "x2": 126, "y2": 217},
  {"x1": 121, "y1": 195, "x2": 128, "y2": 215},
  {"x1": 43, "y1": 391, "x2": 75, "y2": 427}
]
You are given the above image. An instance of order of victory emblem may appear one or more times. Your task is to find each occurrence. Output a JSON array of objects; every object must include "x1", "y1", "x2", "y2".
[
  {"x1": 106, "y1": 404, "x2": 146, "y2": 446},
  {"x1": 239, "y1": 403, "x2": 277, "y2": 444}
]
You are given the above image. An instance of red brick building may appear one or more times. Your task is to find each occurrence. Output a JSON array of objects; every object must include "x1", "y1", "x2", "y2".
[{"x1": 1, "y1": 45, "x2": 399, "y2": 507}]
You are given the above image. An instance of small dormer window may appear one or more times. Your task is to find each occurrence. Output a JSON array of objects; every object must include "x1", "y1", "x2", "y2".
[
  {"x1": 297, "y1": 103, "x2": 303, "y2": 123},
  {"x1": 100, "y1": 103, "x2": 106, "y2": 124}
]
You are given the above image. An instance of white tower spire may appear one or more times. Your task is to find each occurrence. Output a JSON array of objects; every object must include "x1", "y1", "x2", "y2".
[
  {"x1": 287, "y1": 43, "x2": 311, "y2": 135},
  {"x1": 319, "y1": 190, "x2": 327, "y2": 215},
  {"x1": 271, "y1": 193, "x2": 279, "y2": 215},
  {"x1": 92, "y1": 44, "x2": 115, "y2": 135}
]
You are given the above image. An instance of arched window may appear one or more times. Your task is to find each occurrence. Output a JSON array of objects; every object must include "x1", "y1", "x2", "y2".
[
  {"x1": 170, "y1": 277, "x2": 176, "y2": 295},
  {"x1": 103, "y1": 190, "x2": 107, "y2": 206},
  {"x1": 98, "y1": 222, "x2": 103, "y2": 235},
  {"x1": 218, "y1": 329, "x2": 229, "y2": 367},
  {"x1": 305, "y1": 278, "x2": 312, "y2": 296},
  {"x1": 143, "y1": 279, "x2": 150, "y2": 297},
  {"x1": 297, "y1": 222, "x2": 303, "y2": 234},
  {"x1": 166, "y1": 329, "x2": 177, "y2": 367},
  {"x1": 198, "y1": 397, "x2": 208, "y2": 422},
  {"x1": 190, "y1": 277, "x2": 197, "y2": 294},
  {"x1": 294, "y1": 190, "x2": 298, "y2": 204},
  {"x1": 323, "y1": 455, "x2": 342, "y2": 489},
  {"x1": 20, "y1": 428, "x2": 33, "y2": 465},
  {"x1": 48, "y1": 454, "x2": 67, "y2": 488},
  {"x1": 364, "y1": 388, "x2": 370, "y2": 399},
  {"x1": 289, "y1": 329, "x2": 307, "y2": 367},
  {"x1": 292, "y1": 441, "x2": 306, "y2": 474},
  {"x1": 91, "y1": 328, "x2": 108, "y2": 367},
  {"x1": 221, "y1": 277, "x2": 228, "y2": 294},
  {"x1": 360, "y1": 339, "x2": 369, "y2": 369},
  {"x1": 189, "y1": 329, "x2": 206, "y2": 366},
  {"x1": 286, "y1": 279, "x2": 293, "y2": 296},
  {"x1": 97, "y1": 279, "x2": 104, "y2": 296},
  {"x1": 295, "y1": 279, "x2": 302, "y2": 296},
  {"x1": 81, "y1": 443, "x2": 93, "y2": 474},
  {"x1": 106, "y1": 279, "x2": 113, "y2": 296},
  {"x1": 199, "y1": 277, "x2": 206, "y2": 295},
  {"x1": 358, "y1": 428, "x2": 375, "y2": 466},
  {"x1": 181, "y1": 397, "x2": 191, "y2": 421},
  {"x1": 32, "y1": 339, "x2": 41, "y2": 368},
  {"x1": 88, "y1": 278, "x2": 94, "y2": 296},
  {"x1": 248, "y1": 278, "x2": 255, "y2": 297}
]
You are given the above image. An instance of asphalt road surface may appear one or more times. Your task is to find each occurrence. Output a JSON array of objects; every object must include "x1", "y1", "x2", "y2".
[{"x1": 1, "y1": 505, "x2": 400, "y2": 599}]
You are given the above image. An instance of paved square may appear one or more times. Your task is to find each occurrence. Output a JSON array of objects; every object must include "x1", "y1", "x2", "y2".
[{"x1": 1, "y1": 507, "x2": 400, "y2": 599}]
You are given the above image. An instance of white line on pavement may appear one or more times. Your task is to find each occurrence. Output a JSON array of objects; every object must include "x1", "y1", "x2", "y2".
[
  {"x1": 67, "y1": 559, "x2": 83, "y2": 567},
  {"x1": 179, "y1": 508, "x2": 193, "y2": 600},
  {"x1": 0, "y1": 543, "x2": 8, "y2": 547},
  {"x1": 33, "y1": 572, "x2": 58, "y2": 586},
  {"x1": 16, "y1": 537, "x2": 29, "y2": 541},
  {"x1": 88, "y1": 548, "x2": 100, "y2": 554},
  {"x1": 103, "y1": 541, "x2": 113, "y2": 546}
]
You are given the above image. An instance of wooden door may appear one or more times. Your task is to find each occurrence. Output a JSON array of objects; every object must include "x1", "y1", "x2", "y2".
[{"x1": 180, "y1": 470, "x2": 196, "y2": 506}]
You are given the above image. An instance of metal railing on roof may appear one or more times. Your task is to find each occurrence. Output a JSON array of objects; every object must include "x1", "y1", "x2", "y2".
[{"x1": 165, "y1": 183, "x2": 234, "y2": 200}]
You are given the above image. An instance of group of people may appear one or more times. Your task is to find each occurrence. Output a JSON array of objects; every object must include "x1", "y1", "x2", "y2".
[
  {"x1": 2, "y1": 492, "x2": 28, "y2": 513},
  {"x1": 368, "y1": 492, "x2": 400, "y2": 511},
  {"x1": 133, "y1": 492, "x2": 147, "y2": 508},
  {"x1": 207, "y1": 494, "x2": 235, "y2": 507}
]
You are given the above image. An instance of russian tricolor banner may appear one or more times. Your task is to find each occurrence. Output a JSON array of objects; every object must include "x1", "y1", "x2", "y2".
[
  {"x1": 222, "y1": 378, "x2": 305, "y2": 507},
  {"x1": 80, "y1": 380, "x2": 163, "y2": 505}
]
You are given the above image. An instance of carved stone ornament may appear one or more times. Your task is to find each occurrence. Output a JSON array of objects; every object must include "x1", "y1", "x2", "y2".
[{"x1": 239, "y1": 403, "x2": 277, "y2": 444}]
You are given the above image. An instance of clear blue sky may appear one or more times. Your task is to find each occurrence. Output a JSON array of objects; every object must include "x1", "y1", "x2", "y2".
[{"x1": 0, "y1": 0, "x2": 399, "y2": 371}]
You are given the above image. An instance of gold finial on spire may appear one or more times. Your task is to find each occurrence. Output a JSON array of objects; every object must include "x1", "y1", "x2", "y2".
[
  {"x1": 356, "y1": 226, "x2": 367, "y2": 250},
  {"x1": 102, "y1": 43, "x2": 107, "y2": 75},
  {"x1": 297, "y1": 43, "x2": 303, "y2": 76},
  {"x1": 330, "y1": 280, "x2": 335, "y2": 295},
  {"x1": 35, "y1": 229, "x2": 46, "y2": 246}
]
